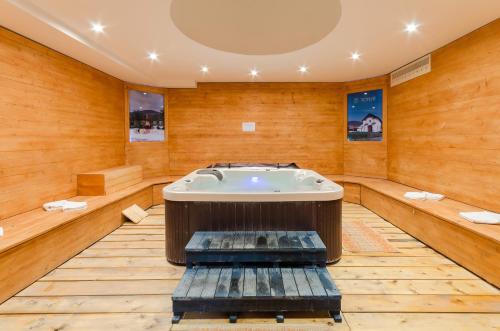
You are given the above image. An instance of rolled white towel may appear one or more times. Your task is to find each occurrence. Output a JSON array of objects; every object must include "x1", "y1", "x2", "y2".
[
  {"x1": 459, "y1": 211, "x2": 500, "y2": 225},
  {"x1": 43, "y1": 200, "x2": 67, "y2": 211},
  {"x1": 62, "y1": 201, "x2": 87, "y2": 211},
  {"x1": 404, "y1": 192, "x2": 426, "y2": 200},
  {"x1": 43, "y1": 200, "x2": 87, "y2": 212},
  {"x1": 424, "y1": 192, "x2": 445, "y2": 201},
  {"x1": 404, "y1": 191, "x2": 444, "y2": 201}
]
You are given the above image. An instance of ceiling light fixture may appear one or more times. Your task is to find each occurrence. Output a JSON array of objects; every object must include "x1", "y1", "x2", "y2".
[
  {"x1": 200, "y1": 65, "x2": 209, "y2": 74},
  {"x1": 249, "y1": 68, "x2": 259, "y2": 78},
  {"x1": 148, "y1": 51, "x2": 159, "y2": 61},
  {"x1": 298, "y1": 65, "x2": 309, "y2": 74},
  {"x1": 350, "y1": 52, "x2": 361, "y2": 61},
  {"x1": 90, "y1": 22, "x2": 105, "y2": 34},
  {"x1": 405, "y1": 22, "x2": 420, "y2": 33}
]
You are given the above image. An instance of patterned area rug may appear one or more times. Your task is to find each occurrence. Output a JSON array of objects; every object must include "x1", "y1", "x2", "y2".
[{"x1": 342, "y1": 220, "x2": 399, "y2": 253}]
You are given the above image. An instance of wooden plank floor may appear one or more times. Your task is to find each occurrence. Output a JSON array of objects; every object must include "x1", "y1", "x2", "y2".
[{"x1": 0, "y1": 203, "x2": 498, "y2": 330}]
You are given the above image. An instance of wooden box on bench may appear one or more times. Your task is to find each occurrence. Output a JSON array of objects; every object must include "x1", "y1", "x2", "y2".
[{"x1": 77, "y1": 165, "x2": 143, "y2": 196}]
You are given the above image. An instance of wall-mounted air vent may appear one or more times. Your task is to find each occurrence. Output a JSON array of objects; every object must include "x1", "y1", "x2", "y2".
[{"x1": 390, "y1": 54, "x2": 431, "y2": 87}]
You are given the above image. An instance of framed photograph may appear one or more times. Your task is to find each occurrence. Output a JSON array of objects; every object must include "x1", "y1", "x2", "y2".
[
  {"x1": 347, "y1": 89, "x2": 383, "y2": 141},
  {"x1": 128, "y1": 89, "x2": 165, "y2": 142}
]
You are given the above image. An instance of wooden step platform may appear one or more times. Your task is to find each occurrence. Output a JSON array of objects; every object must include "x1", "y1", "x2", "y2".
[
  {"x1": 173, "y1": 230, "x2": 342, "y2": 324},
  {"x1": 185, "y1": 231, "x2": 327, "y2": 266},
  {"x1": 172, "y1": 265, "x2": 342, "y2": 323}
]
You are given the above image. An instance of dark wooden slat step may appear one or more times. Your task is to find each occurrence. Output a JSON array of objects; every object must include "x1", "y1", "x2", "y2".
[
  {"x1": 185, "y1": 231, "x2": 327, "y2": 265},
  {"x1": 172, "y1": 266, "x2": 341, "y2": 316}
]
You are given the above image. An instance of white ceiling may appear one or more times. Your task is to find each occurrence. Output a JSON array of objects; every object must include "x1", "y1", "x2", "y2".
[{"x1": 0, "y1": 0, "x2": 499, "y2": 88}]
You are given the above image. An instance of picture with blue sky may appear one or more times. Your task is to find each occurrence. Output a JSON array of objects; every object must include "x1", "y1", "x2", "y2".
[{"x1": 347, "y1": 89, "x2": 383, "y2": 141}]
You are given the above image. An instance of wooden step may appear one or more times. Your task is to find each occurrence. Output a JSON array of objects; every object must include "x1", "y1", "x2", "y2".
[
  {"x1": 185, "y1": 231, "x2": 327, "y2": 266},
  {"x1": 77, "y1": 165, "x2": 143, "y2": 196},
  {"x1": 172, "y1": 265, "x2": 342, "y2": 323}
]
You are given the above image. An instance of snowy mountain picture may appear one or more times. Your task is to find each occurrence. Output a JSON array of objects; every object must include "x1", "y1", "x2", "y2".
[{"x1": 128, "y1": 89, "x2": 165, "y2": 142}]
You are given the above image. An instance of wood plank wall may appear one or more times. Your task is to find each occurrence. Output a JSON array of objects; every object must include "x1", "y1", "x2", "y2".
[
  {"x1": 388, "y1": 19, "x2": 500, "y2": 212},
  {"x1": 166, "y1": 83, "x2": 345, "y2": 175},
  {"x1": 3, "y1": 18, "x2": 498, "y2": 216},
  {"x1": 0, "y1": 27, "x2": 125, "y2": 219},
  {"x1": 343, "y1": 76, "x2": 389, "y2": 178}
]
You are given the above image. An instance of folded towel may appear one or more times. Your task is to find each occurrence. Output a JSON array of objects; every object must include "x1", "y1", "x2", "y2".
[
  {"x1": 404, "y1": 192, "x2": 426, "y2": 200},
  {"x1": 404, "y1": 191, "x2": 444, "y2": 201},
  {"x1": 0, "y1": 227, "x2": 3, "y2": 237},
  {"x1": 459, "y1": 211, "x2": 500, "y2": 225},
  {"x1": 62, "y1": 201, "x2": 88, "y2": 211},
  {"x1": 424, "y1": 192, "x2": 445, "y2": 200},
  {"x1": 43, "y1": 200, "x2": 67, "y2": 211},
  {"x1": 43, "y1": 200, "x2": 87, "y2": 212}
]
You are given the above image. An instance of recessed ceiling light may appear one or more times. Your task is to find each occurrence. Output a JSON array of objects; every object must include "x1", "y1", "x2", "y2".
[
  {"x1": 148, "y1": 51, "x2": 159, "y2": 61},
  {"x1": 249, "y1": 68, "x2": 259, "y2": 78},
  {"x1": 350, "y1": 52, "x2": 361, "y2": 61},
  {"x1": 298, "y1": 65, "x2": 309, "y2": 74},
  {"x1": 405, "y1": 22, "x2": 420, "y2": 33},
  {"x1": 90, "y1": 22, "x2": 105, "y2": 34},
  {"x1": 200, "y1": 65, "x2": 209, "y2": 74}
]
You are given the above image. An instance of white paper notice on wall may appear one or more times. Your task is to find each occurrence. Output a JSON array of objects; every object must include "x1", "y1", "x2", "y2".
[{"x1": 242, "y1": 122, "x2": 256, "y2": 132}]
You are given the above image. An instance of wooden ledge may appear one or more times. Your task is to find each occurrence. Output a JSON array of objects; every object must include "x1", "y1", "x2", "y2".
[
  {"x1": 326, "y1": 175, "x2": 500, "y2": 244},
  {"x1": 326, "y1": 174, "x2": 499, "y2": 286},
  {"x1": 0, "y1": 176, "x2": 178, "y2": 254},
  {"x1": 4, "y1": 173, "x2": 492, "y2": 256},
  {"x1": 0, "y1": 175, "x2": 180, "y2": 303}
]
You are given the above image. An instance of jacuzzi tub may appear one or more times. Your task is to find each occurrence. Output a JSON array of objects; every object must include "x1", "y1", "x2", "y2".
[
  {"x1": 163, "y1": 167, "x2": 344, "y2": 264},
  {"x1": 164, "y1": 168, "x2": 343, "y2": 202}
]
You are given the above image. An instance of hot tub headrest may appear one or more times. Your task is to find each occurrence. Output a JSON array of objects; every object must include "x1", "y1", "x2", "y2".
[{"x1": 196, "y1": 169, "x2": 224, "y2": 181}]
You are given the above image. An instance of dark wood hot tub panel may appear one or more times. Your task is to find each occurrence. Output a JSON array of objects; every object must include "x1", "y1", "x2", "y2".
[{"x1": 165, "y1": 200, "x2": 342, "y2": 264}]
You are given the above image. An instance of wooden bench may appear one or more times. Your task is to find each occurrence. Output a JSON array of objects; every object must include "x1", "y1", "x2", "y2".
[
  {"x1": 327, "y1": 175, "x2": 500, "y2": 287},
  {"x1": 0, "y1": 170, "x2": 179, "y2": 304},
  {"x1": 1, "y1": 169, "x2": 498, "y2": 304}
]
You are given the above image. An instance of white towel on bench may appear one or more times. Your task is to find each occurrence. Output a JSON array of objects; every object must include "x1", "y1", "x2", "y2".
[
  {"x1": 43, "y1": 200, "x2": 87, "y2": 212},
  {"x1": 459, "y1": 211, "x2": 500, "y2": 225},
  {"x1": 43, "y1": 200, "x2": 66, "y2": 211},
  {"x1": 404, "y1": 191, "x2": 444, "y2": 201},
  {"x1": 62, "y1": 201, "x2": 88, "y2": 211}
]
